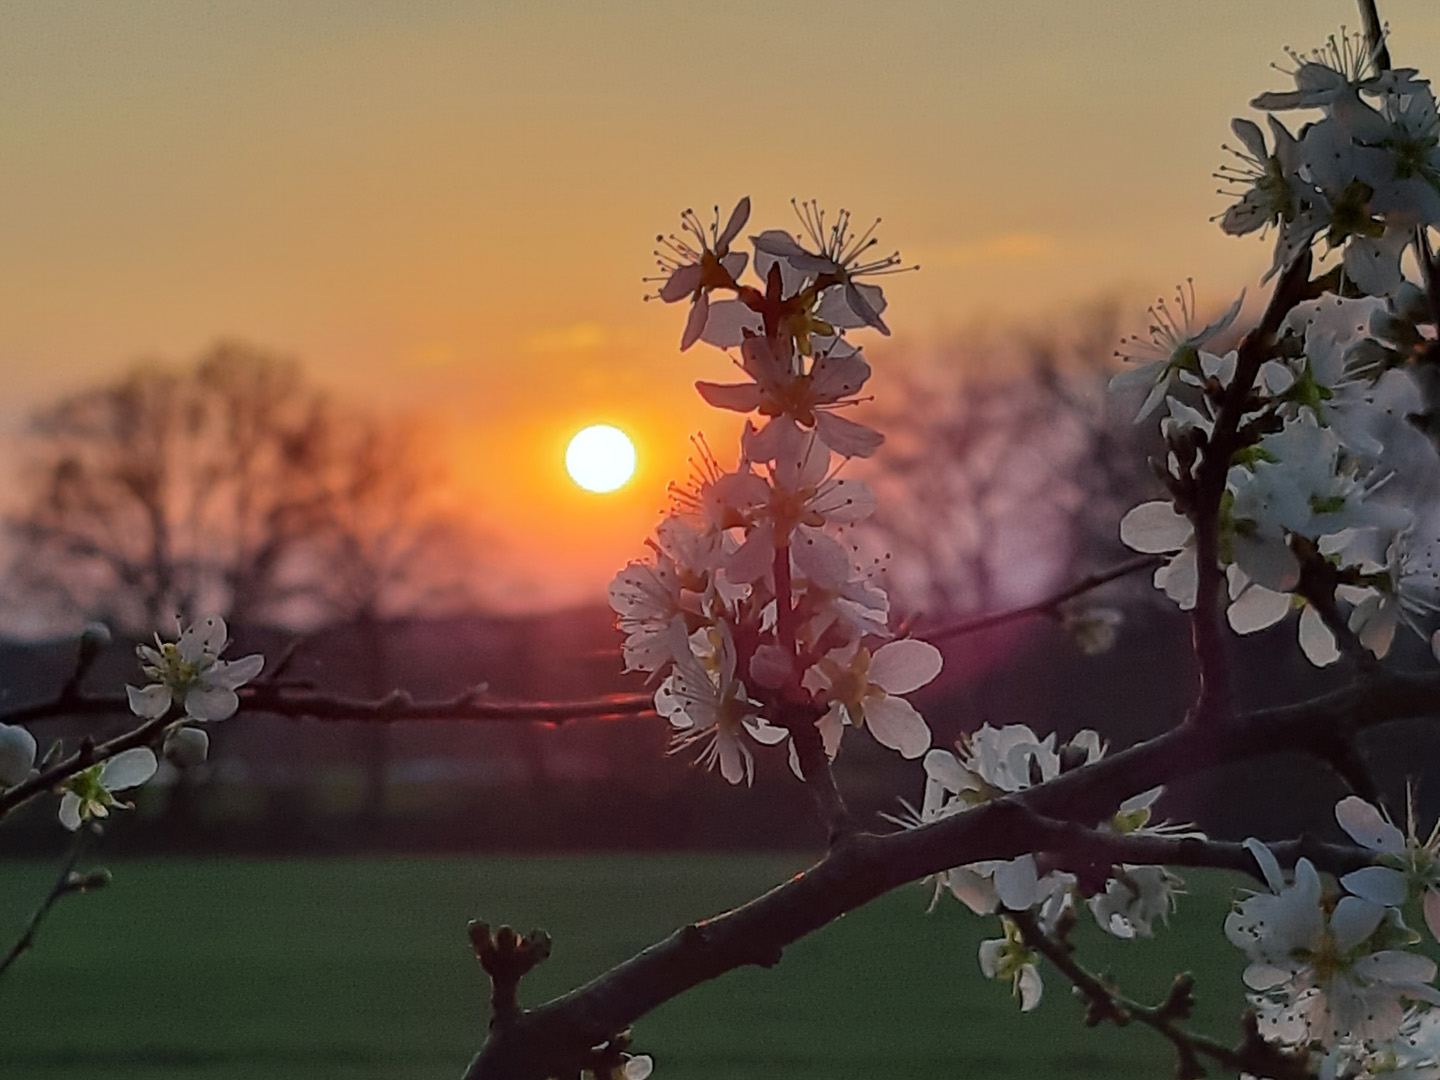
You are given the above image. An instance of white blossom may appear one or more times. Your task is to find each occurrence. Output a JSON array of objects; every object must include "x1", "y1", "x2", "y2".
[
  {"x1": 58, "y1": 748, "x2": 158, "y2": 831},
  {"x1": 1227, "y1": 840, "x2": 1440, "y2": 1048},
  {"x1": 127, "y1": 617, "x2": 264, "y2": 723},
  {"x1": 1338, "y1": 795, "x2": 1440, "y2": 943},
  {"x1": 654, "y1": 621, "x2": 784, "y2": 785},
  {"x1": 650, "y1": 199, "x2": 752, "y2": 351},
  {"x1": 803, "y1": 638, "x2": 940, "y2": 760},
  {"x1": 1110, "y1": 284, "x2": 1243, "y2": 422},
  {"x1": 978, "y1": 916, "x2": 1043, "y2": 1012}
]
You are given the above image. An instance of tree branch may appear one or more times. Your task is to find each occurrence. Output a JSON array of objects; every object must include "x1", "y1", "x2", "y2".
[
  {"x1": 460, "y1": 666, "x2": 1440, "y2": 1079},
  {"x1": 920, "y1": 554, "x2": 1161, "y2": 644}
]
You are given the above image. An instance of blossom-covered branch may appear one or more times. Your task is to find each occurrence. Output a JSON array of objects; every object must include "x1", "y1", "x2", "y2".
[{"x1": 462, "y1": 661, "x2": 1440, "y2": 1078}]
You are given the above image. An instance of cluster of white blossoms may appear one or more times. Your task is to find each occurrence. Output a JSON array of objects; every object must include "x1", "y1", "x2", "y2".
[
  {"x1": 1116, "y1": 31, "x2": 1440, "y2": 667},
  {"x1": 605, "y1": 23, "x2": 1440, "y2": 1075},
  {"x1": 912, "y1": 724, "x2": 1190, "y2": 1010},
  {"x1": 0, "y1": 617, "x2": 262, "y2": 832},
  {"x1": 612, "y1": 199, "x2": 942, "y2": 784},
  {"x1": 1218, "y1": 32, "x2": 1440, "y2": 293},
  {"x1": 1228, "y1": 797, "x2": 1440, "y2": 1076}
]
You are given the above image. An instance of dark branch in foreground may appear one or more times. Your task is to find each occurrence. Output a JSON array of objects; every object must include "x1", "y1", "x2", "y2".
[{"x1": 461, "y1": 668, "x2": 1440, "y2": 1079}]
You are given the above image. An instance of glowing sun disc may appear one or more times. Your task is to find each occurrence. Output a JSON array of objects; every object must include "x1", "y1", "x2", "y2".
[{"x1": 566, "y1": 424, "x2": 636, "y2": 493}]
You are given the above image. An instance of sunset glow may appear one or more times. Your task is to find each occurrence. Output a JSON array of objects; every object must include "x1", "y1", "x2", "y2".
[
  {"x1": 566, "y1": 425, "x2": 636, "y2": 493},
  {"x1": 6, "y1": 1, "x2": 1440, "y2": 610}
]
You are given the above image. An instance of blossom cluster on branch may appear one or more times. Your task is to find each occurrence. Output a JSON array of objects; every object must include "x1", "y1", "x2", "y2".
[{"x1": 611, "y1": 198, "x2": 941, "y2": 786}]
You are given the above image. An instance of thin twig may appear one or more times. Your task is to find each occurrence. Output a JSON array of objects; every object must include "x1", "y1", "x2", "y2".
[
  {"x1": 0, "y1": 828, "x2": 94, "y2": 984},
  {"x1": 1009, "y1": 908, "x2": 1313, "y2": 1080},
  {"x1": 0, "y1": 715, "x2": 168, "y2": 821},
  {"x1": 920, "y1": 555, "x2": 1161, "y2": 644},
  {"x1": 3, "y1": 685, "x2": 655, "y2": 729}
]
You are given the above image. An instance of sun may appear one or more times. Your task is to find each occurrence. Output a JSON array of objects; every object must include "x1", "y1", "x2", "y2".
[{"x1": 565, "y1": 424, "x2": 637, "y2": 493}]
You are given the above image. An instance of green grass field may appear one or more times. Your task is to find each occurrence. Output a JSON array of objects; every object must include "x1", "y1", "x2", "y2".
[{"x1": 0, "y1": 854, "x2": 1253, "y2": 1079}]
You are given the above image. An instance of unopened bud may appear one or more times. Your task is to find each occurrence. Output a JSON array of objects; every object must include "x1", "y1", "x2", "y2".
[
  {"x1": 1062, "y1": 607, "x2": 1123, "y2": 656},
  {"x1": 163, "y1": 727, "x2": 209, "y2": 769},
  {"x1": 0, "y1": 723, "x2": 37, "y2": 787},
  {"x1": 63, "y1": 868, "x2": 112, "y2": 893},
  {"x1": 80, "y1": 622, "x2": 113, "y2": 649}
]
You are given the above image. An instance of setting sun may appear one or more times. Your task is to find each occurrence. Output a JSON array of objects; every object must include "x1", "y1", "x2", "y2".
[{"x1": 565, "y1": 424, "x2": 637, "y2": 493}]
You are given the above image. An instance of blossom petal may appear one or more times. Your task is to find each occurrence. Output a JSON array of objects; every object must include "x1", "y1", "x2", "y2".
[
  {"x1": 994, "y1": 856, "x2": 1041, "y2": 910},
  {"x1": 178, "y1": 616, "x2": 226, "y2": 664},
  {"x1": 1340, "y1": 866, "x2": 1408, "y2": 908},
  {"x1": 750, "y1": 229, "x2": 807, "y2": 259},
  {"x1": 658, "y1": 263, "x2": 702, "y2": 303},
  {"x1": 1298, "y1": 604, "x2": 1341, "y2": 667},
  {"x1": 1232, "y1": 532, "x2": 1301, "y2": 592},
  {"x1": 208, "y1": 653, "x2": 264, "y2": 691},
  {"x1": 862, "y1": 695, "x2": 931, "y2": 758},
  {"x1": 1231, "y1": 117, "x2": 1268, "y2": 161},
  {"x1": 1155, "y1": 548, "x2": 1198, "y2": 610},
  {"x1": 977, "y1": 938, "x2": 1003, "y2": 977},
  {"x1": 791, "y1": 529, "x2": 851, "y2": 588},
  {"x1": 680, "y1": 291, "x2": 709, "y2": 352},
  {"x1": 1243, "y1": 962, "x2": 1293, "y2": 991},
  {"x1": 58, "y1": 792, "x2": 83, "y2": 831},
  {"x1": 695, "y1": 381, "x2": 764, "y2": 413},
  {"x1": 184, "y1": 685, "x2": 240, "y2": 722},
  {"x1": 1425, "y1": 890, "x2": 1440, "y2": 942},
  {"x1": 716, "y1": 734, "x2": 750, "y2": 786},
  {"x1": 727, "y1": 522, "x2": 775, "y2": 584},
  {"x1": 1227, "y1": 583, "x2": 1292, "y2": 634},
  {"x1": 1017, "y1": 965, "x2": 1043, "y2": 1012},
  {"x1": 99, "y1": 747, "x2": 158, "y2": 791},
  {"x1": 699, "y1": 299, "x2": 762, "y2": 348},
  {"x1": 1335, "y1": 795, "x2": 1406, "y2": 854},
  {"x1": 126, "y1": 683, "x2": 173, "y2": 720},
  {"x1": 1330, "y1": 895, "x2": 1386, "y2": 952},
  {"x1": 1244, "y1": 837, "x2": 1286, "y2": 893},
  {"x1": 718, "y1": 197, "x2": 751, "y2": 250},
  {"x1": 1353, "y1": 949, "x2": 1438, "y2": 986},
  {"x1": 947, "y1": 867, "x2": 998, "y2": 915},
  {"x1": 924, "y1": 748, "x2": 975, "y2": 794},
  {"x1": 1120, "y1": 501, "x2": 1192, "y2": 553},
  {"x1": 868, "y1": 639, "x2": 943, "y2": 695},
  {"x1": 817, "y1": 704, "x2": 844, "y2": 760},
  {"x1": 813, "y1": 411, "x2": 884, "y2": 458},
  {"x1": 744, "y1": 718, "x2": 789, "y2": 746}
]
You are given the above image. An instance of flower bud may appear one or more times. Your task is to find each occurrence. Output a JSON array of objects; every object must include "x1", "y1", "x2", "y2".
[
  {"x1": 0, "y1": 723, "x2": 37, "y2": 787},
  {"x1": 1062, "y1": 607, "x2": 1123, "y2": 656},
  {"x1": 80, "y1": 621, "x2": 113, "y2": 649},
  {"x1": 163, "y1": 726, "x2": 209, "y2": 769}
]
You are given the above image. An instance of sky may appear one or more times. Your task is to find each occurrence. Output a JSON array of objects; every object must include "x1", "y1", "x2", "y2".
[{"x1": 5, "y1": 0, "x2": 1440, "y2": 610}]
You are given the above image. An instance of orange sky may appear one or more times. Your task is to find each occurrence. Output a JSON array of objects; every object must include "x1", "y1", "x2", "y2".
[{"x1": 5, "y1": 0, "x2": 1440, "y2": 610}]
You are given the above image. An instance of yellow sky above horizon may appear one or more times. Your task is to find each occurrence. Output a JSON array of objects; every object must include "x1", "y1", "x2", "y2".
[{"x1": 5, "y1": 0, "x2": 1440, "y2": 610}]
